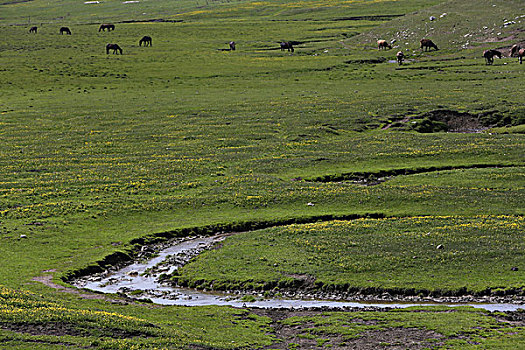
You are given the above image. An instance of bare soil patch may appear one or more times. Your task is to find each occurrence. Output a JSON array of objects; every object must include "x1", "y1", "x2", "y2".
[
  {"x1": 253, "y1": 307, "x2": 446, "y2": 350},
  {"x1": 342, "y1": 327, "x2": 444, "y2": 350},
  {"x1": 0, "y1": 322, "x2": 86, "y2": 337},
  {"x1": 423, "y1": 109, "x2": 485, "y2": 133},
  {"x1": 0, "y1": 321, "x2": 152, "y2": 338}
]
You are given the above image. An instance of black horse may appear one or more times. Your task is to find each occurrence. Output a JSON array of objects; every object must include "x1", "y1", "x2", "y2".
[
  {"x1": 29, "y1": 26, "x2": 37, "y2": 33},
  {"x1": 229, "y1": 41, "x2": 236, "y2": 51},
  {"x1": 60, "y1": 27, "x2": 71, "y2": 35},
  {"x1": 106, "y1": 43, "x2": 123, "y2": 55},
  {"x1": 99, "y1": 24, "x2": 115, "y2": 32},
  {"x1": 420, "y1": 39, "x2": 438, "y2": 51},
  {"x1": 139, "y1": 36, "x2": 152, "y2": 47},
  {"x1": 483, "y1": 49, "x2": 502, "y2": 65},
  {"x1": 280, "y1": 41, "x2": 294, "y2": 52}
]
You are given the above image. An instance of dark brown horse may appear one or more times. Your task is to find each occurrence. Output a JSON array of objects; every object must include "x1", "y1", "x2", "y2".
[
  {"x1": 420, "y1": 39, "x2": 438, "y2": 51},
  {"x1": 280, "y1": 41, "x2": 294, "y2": 52},
  {"x1": 377, "y1": 39, "x2": 391, "y2": 50},
  {"x1": 139, "y1": 36, "x2": 152, "y2": 46},
  {"x1": 99, "y1": 24, "x2": 115, "y2": 32},
  {"x1": 518, "y1": 48, "x2": 525, "y2": 64},
  {"x1": 60, "y1": 27, "x2": 71, "y2": 35},
  {"x1": 106, "y1": 43, "x2": 123, "y2": 55},
  {"x1": 396, "y1": 51, "x2": 405, "y2": 65},
  {"x1": 483, "y1": 49, "x2": 502, "y2": 65},
  {"x1": 29, "y1": 26, "x2": 37, "y2": 33},
  {"x1": 229, "y1": 41, "x2": 236, "y2": 51}
]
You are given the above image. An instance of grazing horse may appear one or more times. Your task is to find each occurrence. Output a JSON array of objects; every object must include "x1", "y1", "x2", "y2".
[
  {"x1": 377, "y1": 39, "x2": 392, "y2": 50},
  {"x1": 518, "y1": 48, "x2": 525, "y2": 64},
  {"x1": 60, "y1": 27, "x2": 71, "y2": 35},
  {"x1": 510, "y1": 44, "x2": 521, "y2": 57},
  {"x1": 229, "y1": 41, "x2": 236, "y2": 51},
  {"x1": 106, "y1": 43, "x2": 123, "y2": 54},
  {"x1": 396, "y1": 51, "x2": 405, "y2": 65},
  {"x1": 280, "y1": 41, "x2": 294, "y2": 52},
  {"x1": 29, "y1": 26, "x2": 37, "y2": 33},
  {"x1": 99, "y1": 24, "x2": 115, "y2": 32},
  {"x1": 483, "y1": 49, "x2": 502, "y2": 65},
  {"x1": 420, "y1": 39, "x2": 438, "y2": 51},
  {"x1": 139, "y1": 36, "x2": 152, "y2": 46}
]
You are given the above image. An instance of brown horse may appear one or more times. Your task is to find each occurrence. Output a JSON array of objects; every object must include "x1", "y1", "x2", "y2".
[
  {"x1": 510, "y1": 44, "x2": 520, "y2": 57},
  {"x1": 518, "y1": 48, "x2": 525, "y2": 64},
  {"x1": 60, "y1": 27, "x2": 71, "y2": 35},
  {"x1": 106, "y1": 43, "x2": 123, "y2": 54},
  {"x1": 420, "y1": 39, "x2": 438, "y2": 51},
  {"x1": 377, "y1": 39, "x2": 391, "y2": 50},
  {"x1": 483, "y1": 49, "x2": 502, "y2": 65},
  {"x1": 396, "y1": 51, "x2": 405, "y2": 65},
  {"x1": 280, "y1": 41, "x2": 294, "y2": 52},
  {"x1": 99, "y1": 24, "x2": 115, "y2": 32},
  {"x1": 139, "y1": 36, "x2": 152, "y2": 46},
  {"x1": 29, "y1": 26, "x2": 37, "y2": 33},
  {"x1": 229, "y1": 41, "x2": 236, "y2": 51}
]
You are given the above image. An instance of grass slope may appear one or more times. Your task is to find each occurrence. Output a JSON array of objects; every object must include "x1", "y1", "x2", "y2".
[{"x1": 0, "y1": 0, "x2": 524, "y2": 348}]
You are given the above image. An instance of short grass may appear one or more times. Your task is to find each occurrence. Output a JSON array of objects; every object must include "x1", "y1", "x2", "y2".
[
  {"x1": 278, "y1": 307, "x2": 525, "y2": 349},
  {"x1": 0, "y1": 285, "x2": 276, "y2": 349},
  {"x1": 0, "y1": 0, "x2": 524, "y2": 348},
  {"x1": 175, "y1": 215, "x2": 525, "y2": 294}
]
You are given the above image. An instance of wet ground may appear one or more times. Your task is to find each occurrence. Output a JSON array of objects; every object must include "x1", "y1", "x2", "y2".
[{"x1": 71, "y1": 234, "x2": 525, "y2": 312}]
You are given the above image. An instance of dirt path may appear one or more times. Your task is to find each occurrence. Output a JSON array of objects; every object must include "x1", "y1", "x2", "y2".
[{"x1": 31, "y1": 271, "x2": 127, "y2": 304}]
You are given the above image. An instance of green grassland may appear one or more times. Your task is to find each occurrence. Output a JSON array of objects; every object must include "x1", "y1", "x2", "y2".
[
  {"x1": 0, "y1": 0, "x2": 524, "y2": 348},
  {"x1": 175, "y1": 215, "x2": 524, "y2": 295}
]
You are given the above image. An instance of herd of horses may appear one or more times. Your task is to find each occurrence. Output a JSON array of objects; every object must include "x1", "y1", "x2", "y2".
[
  {"x1": 377, "y1": 38, "x2": 524, "y2": 66},
  {"x1": 482, "y1": 45, "x2": 524, "y2": 65},
  {"x1": 378, "y1": 38, "x2": 439, "y2": 65},
  {"x1": 27, "y1": 24, "x2": 151, "y2": 55},
  {"x1": 26, "y1": 23, "x2": 524, "y2": 64},
  {"x1": 26, "y1": 23, "x2": 292, "y2": 55}
]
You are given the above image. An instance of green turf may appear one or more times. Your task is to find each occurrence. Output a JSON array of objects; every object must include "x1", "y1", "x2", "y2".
[
  {"x1": 0, "y1": 0, "x2": 524, "y2": 348},
  {"x1": 175, "y1": 215, "x2": 525, "y2": 294}
]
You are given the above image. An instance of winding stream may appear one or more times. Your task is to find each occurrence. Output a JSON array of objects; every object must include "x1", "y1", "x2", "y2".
[{"x1": 72, "y1": 234, "x2": 524, "y2": 312}]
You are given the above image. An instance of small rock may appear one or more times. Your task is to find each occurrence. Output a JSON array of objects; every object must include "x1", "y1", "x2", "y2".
[
  {"x1": 511, "y1": 267, "x2": 518, "y2": 271},
  {"x1": 429, "y1": 16, "x2": 436, "y2": 21},
  {"x1": 436, "y1": 244, "x2": 444, "y2": 250},
  {"x1": 307, "y1": 202, "x2": 315, "y2": 206},
  {"x1": 20, "y1": 234, "x2": 27, "y2": 239},
  {"x1": 128, "y1": 271, "x2": 139, "y2": 277}
]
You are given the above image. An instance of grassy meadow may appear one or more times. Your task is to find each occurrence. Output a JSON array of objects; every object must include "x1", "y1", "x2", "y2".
[{"x1": 0, "y1": 0, "x2": 524, "y2": 348}]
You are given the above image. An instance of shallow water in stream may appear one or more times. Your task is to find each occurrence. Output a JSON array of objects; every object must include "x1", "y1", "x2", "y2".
[{"x1": 73, "y1": 235, "x2": 524, "y2": 312}]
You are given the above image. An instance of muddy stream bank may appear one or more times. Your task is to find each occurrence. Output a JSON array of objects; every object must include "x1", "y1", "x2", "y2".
[{"x1": 72, "y1": 234, "x2": 524, "y2": 312}]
